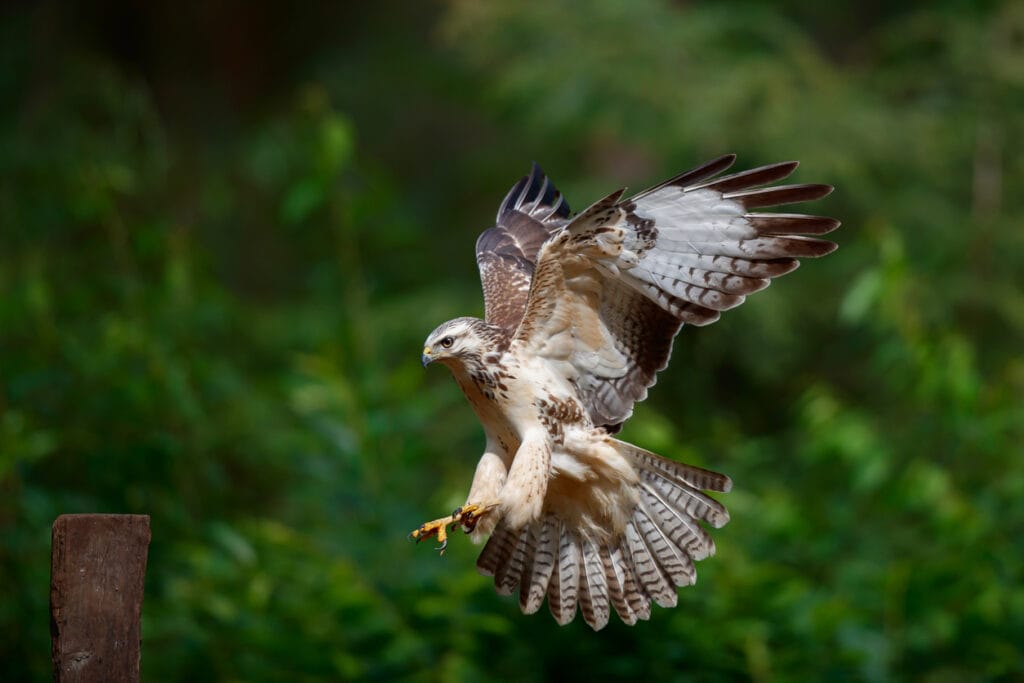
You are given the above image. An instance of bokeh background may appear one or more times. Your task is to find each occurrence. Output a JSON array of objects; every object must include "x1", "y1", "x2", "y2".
[{"x1": 3, "y1": 1, "x2": 1023, "y2": 680}]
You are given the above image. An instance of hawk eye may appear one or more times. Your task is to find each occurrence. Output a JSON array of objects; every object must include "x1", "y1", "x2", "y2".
[{"x1": 440, "y1": 336, "x2": 455, "y2": 349}]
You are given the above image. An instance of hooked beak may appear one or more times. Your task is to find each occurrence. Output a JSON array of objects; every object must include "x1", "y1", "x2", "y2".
[{"x1": 422, "y1": 347, "x2": 433, "y2": 368}]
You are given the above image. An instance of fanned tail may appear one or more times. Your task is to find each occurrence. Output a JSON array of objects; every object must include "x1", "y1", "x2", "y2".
[{"x1": 476, "y1": 440, "x2": 730, "y2": 630}]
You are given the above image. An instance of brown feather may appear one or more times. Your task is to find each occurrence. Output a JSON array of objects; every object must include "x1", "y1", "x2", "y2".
[
  {"x1": 519, "y1": 518, "x2": 557, "y2": 614},
  {"x1": 548, "y1": 523, "x2": 581, "y2": 626},
  {"x1": 508, "y1": 155, "x2": 837, "y2": 428},
  {"x1": 693, "y1": 160, "x2": 799, "y2": 194},
  {"x1": 601, "y1": 545, "x2": 647, "y2": 625},
  {"x1": 639, "y1": 486, "x2": 715, "y2": 561},
  {"x1": 579, "y1": 540, "x2": 610, "y2": 630},
  {"x1": 726, "y1": 183, "x2": 833, "y2": 209},
  {"x1": 477, "y1": 523, "x2": 517, "y2": 577},
  {"x1": 624, "y1": 520, "x2": 678, "y2": 608},
  {"x1": 476, "y1": 163, "x2": 571, "y2": 330},
  {"x1": 632, "y1": 154, "x2": 737, "y2": 200},
  {"x1": 746, "y1": 213, "x2": 841, "y2": 235},
  {"x1": 633, "y1": 505, "x2": 697, "y2": 587},
  {"x1": 494, "y1": 526, "x2": 532, "y2": 595}
]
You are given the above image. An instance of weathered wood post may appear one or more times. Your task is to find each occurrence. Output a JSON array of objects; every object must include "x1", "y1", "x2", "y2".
[{"x1": 50, "y1": 514, "x2": 151, "y2": 683}]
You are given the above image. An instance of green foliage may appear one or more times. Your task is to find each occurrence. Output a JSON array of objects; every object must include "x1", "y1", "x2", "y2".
[{"x1": 2, "y1": 1, "x2": 1023, "y2": 680}]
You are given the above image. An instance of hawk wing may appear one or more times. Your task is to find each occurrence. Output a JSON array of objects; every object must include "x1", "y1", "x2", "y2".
[
  {"x1": 511, "y1": 154, "x2": 839, "y2": 429},
  {"x1": 476, "y1": 163, "x2": 571, "y2": 330}
]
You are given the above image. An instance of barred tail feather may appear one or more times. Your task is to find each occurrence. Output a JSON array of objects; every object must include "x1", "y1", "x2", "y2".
[
  {"x1": 624, "y1": 519, "x2": 678, "y2": 608},
  {"x1": 494, "y1": 526, "x2": 533, "y2": 595},
  {"x1": 637, "y1": 485, "x2": 716, "y2": 561},
  {"x1": 579, "y1": 539, "x2": 610, "y2": 630},
  {"x1": 475, "y1": 441, "x2": 729, "y2": 630},
  {"x1": 519, "y1": 518, "x2": 556, "y2": 614},
  {"x1": 476, "y1": 522, "x2": 517, "y2": 577},
  {"x1": 548, "y1": 523, "x2": 580, "y2": 625},
  {"x1": 632, "y1": 504, "x2": 697, "y2": 587},
  {"x1": 604, "y1": 543, "x2": 651, "y2": 625}
]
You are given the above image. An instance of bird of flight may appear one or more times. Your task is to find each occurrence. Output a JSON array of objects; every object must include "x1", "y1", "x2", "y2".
[{"x1": 411, "y1": 155, "x2": 839, "y2": 630}]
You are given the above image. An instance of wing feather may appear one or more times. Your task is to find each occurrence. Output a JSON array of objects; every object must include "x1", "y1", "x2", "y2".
[
  {"x1": 632, "y1": 154, "x2": 737, "y2": 200},
  {"x1": 510, "y1": 155, "x2": 839, "y2": 427},
  {"x1": 476, "y1": 163, "x2": 571, "y2": 329},
  {"x1": 690, "y1": 160, "x2": 799, "y2": 194},
  {"x1": 725, "y1": 183, "x2": 834, "y2": 208}
]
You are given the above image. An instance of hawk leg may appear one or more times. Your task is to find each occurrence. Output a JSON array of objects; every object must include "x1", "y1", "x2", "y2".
[{"x1": 409, "y1": 502, "x2": 499, "y2": 555}]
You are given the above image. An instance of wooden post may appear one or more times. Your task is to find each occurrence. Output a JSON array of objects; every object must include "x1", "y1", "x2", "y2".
[{"x1": 50, "y1": 514, "x2": 151, "y2": 683}]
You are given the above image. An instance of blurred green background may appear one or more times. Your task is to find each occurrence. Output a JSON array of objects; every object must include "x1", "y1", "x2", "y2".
[{"x1": 3, "y1": 1, "x2": 1023, "y2": 681}]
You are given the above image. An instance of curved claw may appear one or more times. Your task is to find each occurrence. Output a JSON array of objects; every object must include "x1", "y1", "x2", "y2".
[
  {"x1": 408, "y1": 517, "x2": 449, "y2": 553},
  {"x1": 409, "y1": 501, "x2": 498, "y2": 555}
]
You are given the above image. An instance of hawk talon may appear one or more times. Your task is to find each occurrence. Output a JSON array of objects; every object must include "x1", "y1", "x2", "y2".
[
  {"x1": 409, "y1": 517, "x2": 451, "y2": 555},
  {"x1": 457, "y1": 502, "x2": 488, "y2": 532},
  {"x1": 410, "y1": 502, "x2": 497, "y2": 555}
]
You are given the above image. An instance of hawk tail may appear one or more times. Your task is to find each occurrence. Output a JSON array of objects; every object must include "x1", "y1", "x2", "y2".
[{"x1": 476, "y1": 441, "x2": 730, "y2": 630}]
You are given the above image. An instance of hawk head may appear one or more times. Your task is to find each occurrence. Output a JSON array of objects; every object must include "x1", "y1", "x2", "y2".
[{"x1": 422, "y1": 317, "x2": 506, "y2": 369}]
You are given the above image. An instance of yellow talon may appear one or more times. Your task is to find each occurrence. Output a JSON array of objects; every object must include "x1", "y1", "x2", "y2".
[
  {"x1": 453, "y1": 503, "x2": 486, "y2": 532},
  {"x1": 409, "y1": 502, "x2": 499, "y2": 555},
  {"x1": 409, "y1": 516, "x2": 453, "y2": 554}
]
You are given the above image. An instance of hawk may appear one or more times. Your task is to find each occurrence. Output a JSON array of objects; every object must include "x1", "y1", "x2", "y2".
[{"x1": 411, "y1": 155, "x2": 838, "y2": 630}]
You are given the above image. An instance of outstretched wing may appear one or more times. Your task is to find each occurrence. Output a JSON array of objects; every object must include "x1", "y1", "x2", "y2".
[
  {"x1": 512, "y1": 154, "x2": 839, "y2": 429},
  {"x1": 476, "y1": 163, "x2": 571, "y2": 330}
]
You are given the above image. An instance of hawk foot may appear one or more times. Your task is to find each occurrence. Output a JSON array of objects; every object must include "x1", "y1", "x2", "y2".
[
  {"x1": 409, "y1": 516, "x2": 453, "y2": 554},
  {"x1": 409, "y1": 501, "x2": 499, "y2": 555},
  {"x1": 451, "y1": 502, "x2": 495, "y2": 533}
]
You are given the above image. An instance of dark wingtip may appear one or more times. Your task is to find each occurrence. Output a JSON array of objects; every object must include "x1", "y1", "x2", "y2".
[
  {"x1": 496, "y1": 176, "x2": 529, "y2": 222},
  {"x1": 496, "y1": 162, "x2": 571, "y2": 224},
  {"x1": 816, "y1": 240, "x2": 839, "y2": 256},
  {"x1": 744, "y1": 213, "x2": 842, "y2": 236},
  {"x1": 632, "y1": 153, "x2": 738, "y2": 200},
  {"x1": 695, "y1": 153, "x2": 738, "y2": 180},
  {"x1": 694, "y1": 160, "x2": 802, "y2": 194},
  {"x1": 726, "y1": 183, "x2": 834, "y2": 209}
]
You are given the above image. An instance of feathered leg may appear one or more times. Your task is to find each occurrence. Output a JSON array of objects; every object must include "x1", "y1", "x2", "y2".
[
  {"x1": 497, "y1": 429, "x2": 551, "y2": 529},
  {"x1": 409, "y1": 441, "x2": 509, "y2": 553}
]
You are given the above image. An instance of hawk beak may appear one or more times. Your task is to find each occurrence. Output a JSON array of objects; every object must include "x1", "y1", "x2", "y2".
[{"x1": 422, "y1": 347, "x2": 433, "y2": 368}]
